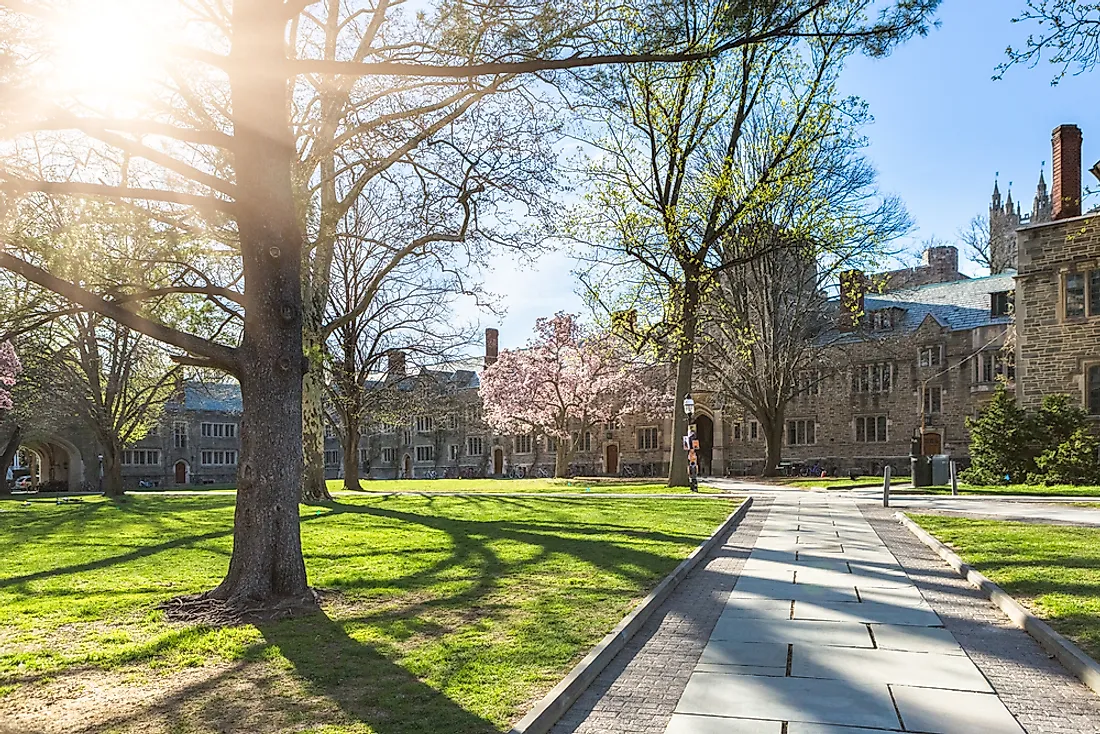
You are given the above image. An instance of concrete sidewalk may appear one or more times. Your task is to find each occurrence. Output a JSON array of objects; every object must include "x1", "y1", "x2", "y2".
[{"x1": 665, "y1": 493, "x2": 1026, "y2": 733}]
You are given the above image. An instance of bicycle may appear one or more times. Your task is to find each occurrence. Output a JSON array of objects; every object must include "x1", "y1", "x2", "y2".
[
  {"x1": 424, "y1": 469, "x2": 438, "y2": 480},
  {"x1": 619, "y1": 465, "x2": 636, "y2": 478},
  {"x1": 534, "y1": 467, "x2": 551, "y2": 479}
]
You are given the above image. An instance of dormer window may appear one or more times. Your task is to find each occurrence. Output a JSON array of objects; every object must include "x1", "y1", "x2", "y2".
[
  {"x1": 868, "y1": 308, "x2": 900, "y2": 330},
  {"x1": 991, "y1": 291, "x2": 1013, "y2": 317}
]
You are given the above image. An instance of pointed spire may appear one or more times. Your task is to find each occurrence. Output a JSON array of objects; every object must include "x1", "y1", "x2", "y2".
[
  {"x1": 1005, "y1": 182, "x2": 1014, "y2": 213},
  {"x1": 991, "y1": 174, "x2": 1002, "y2": 209}
]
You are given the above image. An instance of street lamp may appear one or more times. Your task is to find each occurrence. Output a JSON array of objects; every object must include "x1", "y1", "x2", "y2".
[{"x1": 683, "y1": 394, "x2": 695, "y2": 418}]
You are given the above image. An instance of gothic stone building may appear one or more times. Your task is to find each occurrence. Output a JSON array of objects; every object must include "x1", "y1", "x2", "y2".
[{"x1": 11, "y1": 126, "x2": 1098, "y2": 488}]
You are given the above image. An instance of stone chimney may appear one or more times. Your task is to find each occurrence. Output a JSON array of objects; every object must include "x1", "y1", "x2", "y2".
[
  {"x1": 386, "y1": 350, "x2": 406, "y2": 380},
  {"x1": 1052, "y1": 124, "x2": 1082, "y2": 220},
  {"x1": 484, "y1": 328, "x2": 499, "y2": 368},
  {"x1": 838, "y1": 270, "x2": 866, "y2": 332},
  {"x1": 922, "y1": 245, "x2": 961, "y2": 280}
]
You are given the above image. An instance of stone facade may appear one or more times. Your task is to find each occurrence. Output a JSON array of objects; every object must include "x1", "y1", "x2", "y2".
[
  {"x1": 720, "y1": 265, "x2": 1016, "y2": 476},
  {"x1": 1015, "y1": 211, "x2": 1100, "y2": 416}
]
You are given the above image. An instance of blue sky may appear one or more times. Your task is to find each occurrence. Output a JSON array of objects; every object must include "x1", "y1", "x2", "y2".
[{"x1": 465, "y1": 1, "x2": 1100, "y2": 350}]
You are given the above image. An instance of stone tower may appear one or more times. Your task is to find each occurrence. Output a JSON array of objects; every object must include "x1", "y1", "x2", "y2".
[
  {"x1": 989, "y1": 179, "x2": 1021, "y2": 274},
  {"x1": 1032, "y1": 168, "x2": 1052, "y2": 224}
]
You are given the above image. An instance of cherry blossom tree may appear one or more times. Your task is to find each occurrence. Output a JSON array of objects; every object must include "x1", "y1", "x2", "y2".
[
  {"x1": 480, "y1": 313, "x2": 666, "y2": 478},
  {"x1": 0, "y1": 341, "x2": 23, "y2": 493},
  {"x1": 0, "y1": 341, "x2": 19, "y2": 412}
]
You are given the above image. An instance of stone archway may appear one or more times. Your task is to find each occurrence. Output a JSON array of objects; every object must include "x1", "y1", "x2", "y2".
[
  {"x1": 174, "y1": 460, "x2": 189, "y2": 485},
  {"x1": 18, "y1": 436, "x2": 85, "y2": 490},
  {"x1": 694, "y1": 414, "x2": 714, "y2": 477},
  {"x1": 493, "y1": 447, "x2": 504, "y2": 476},
  {"x1": 402, "y1": 454, "x2": 413, "y2": 479}
]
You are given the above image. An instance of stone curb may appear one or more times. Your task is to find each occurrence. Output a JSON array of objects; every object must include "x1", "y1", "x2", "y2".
[
  {"x1": 895, "y1": 510, "x2": 1100, "y2": 697},
  {"x1": 508, "y1": 496, "x2": 755, "y2": 734}
]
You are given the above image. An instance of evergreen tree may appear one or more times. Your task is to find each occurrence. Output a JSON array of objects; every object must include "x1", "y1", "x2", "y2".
[{"x1": 963, "y1": 383, "x2": 1034, "y2": 484}]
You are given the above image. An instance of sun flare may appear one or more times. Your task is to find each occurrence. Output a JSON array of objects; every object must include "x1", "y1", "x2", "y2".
[{"x1": 46, "y1": 0, "x2": 173, "y2": 111}]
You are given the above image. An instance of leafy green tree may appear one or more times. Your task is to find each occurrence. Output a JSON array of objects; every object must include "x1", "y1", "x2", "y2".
[{"x1": 963, "y1": 383, "x2": 1034, "y2": 484}]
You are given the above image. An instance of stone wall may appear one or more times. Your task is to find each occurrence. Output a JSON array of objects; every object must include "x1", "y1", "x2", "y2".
[{"x1": 1015, "y1": 212, "x2": 1100, "y2": 413}]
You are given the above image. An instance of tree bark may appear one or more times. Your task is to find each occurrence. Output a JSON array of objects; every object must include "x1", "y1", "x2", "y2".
[
  {"x1": 762, "y1": 417, "x2": 784, "y2": 477},
  {"x1": 554, "y1": 444, "x2": 569, "y2": 478},
  {"x1": 668, "y1": 280, "x2": 699, "y2": 488},
  {"x1": 342, "y1": 425, "x2": 362, "y2": 491},
  {"x1": 301, "y1": 315, "x2": 332, "y2": 501},
  {"x1": 0, "y1": 425, "x2": 19, "y2": 495},
  {"x1": 102, "y1": 439, "x2": 124, "y2": 497},
  {"x1": 200, "y1": 0, "x2": 313, "y2": 612}
]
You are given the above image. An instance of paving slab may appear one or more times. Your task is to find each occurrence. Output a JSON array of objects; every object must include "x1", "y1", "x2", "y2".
[
  {"x1": 718, "y1": 598, "x2": 793, "y2": 620},
  {"x1": 675, "y1": 673, "x2": 901, "y2": 730},
  {"x1": 869, "y1": 623, "x2": 965, "y2": 655},
  {"x1": 664, "y1": 714, "x2": 783, "y2": 733},
  {"x1": 786, "y1": 724, "x2": 904, "y2": 734},
  {"x1": 710, "y1": 616, "x2": 874, "y2": 648},
  {"x1": 791, "y1": 645, "x2": 993, "y2": 692},
  {"x1": 792, "y1": 599, "x2": 942, "y2": 626},
  {"x1": 730, "y1": 577, "x2": 859, "y2": 603},
  {"x1": 698, "y1": 640, "x2": 788, "y2": 669},
  {"x1": 891, "y1": 685, "x2": 1025, "y2": 734}
]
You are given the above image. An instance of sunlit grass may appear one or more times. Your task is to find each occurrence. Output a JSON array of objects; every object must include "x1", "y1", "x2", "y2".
[
  {"x1": 0, "y1": 494, "x2": 737, "y2": 732},
  {"x1": 326, "y1": 477, "x2": 726, "y2": 494},
  {"x1": 912, "y1": 515, "x2": 1100, "y2": 662}
]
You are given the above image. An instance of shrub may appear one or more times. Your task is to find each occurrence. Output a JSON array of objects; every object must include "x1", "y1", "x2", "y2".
[
  {"x1": 963, "y1": 383, "x2": 1034, "y2": 484},
  {"x1": 1034, "y1": 428, "x2": 1100, "y2": 485}
]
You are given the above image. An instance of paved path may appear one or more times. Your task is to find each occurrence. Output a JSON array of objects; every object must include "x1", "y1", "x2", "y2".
[{"x1": 558, "y1": 491, "x2": 1100, "y2": 733}]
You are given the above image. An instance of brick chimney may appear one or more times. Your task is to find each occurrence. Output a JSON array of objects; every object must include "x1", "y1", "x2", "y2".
[
  {"x1": 386, "y1": 350, "x2": 406, "y2": 380},
  {"x1": 1052, "y1": 124, "x2": 1082, "y2": 220},
  {"x1": 484, "y1": 328, "x2": 499, "y2": 368},
  {"x1": 838, "y1": 270, "x2": 866, "y2": 332}
]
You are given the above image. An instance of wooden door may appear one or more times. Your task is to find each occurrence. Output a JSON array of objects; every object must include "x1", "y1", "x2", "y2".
[
  {"x1": 606, "y1": 444, "x2": 619, "y2": 475},
  {"x1": 493, "y1": 448, "x2": 503, "y2": 475},
  {"x1": 174, "y1": 461, "x2": 187, "y2": 484},
  {"x1": 922, "y1": 432, "x2": 942, "y2": 456}
]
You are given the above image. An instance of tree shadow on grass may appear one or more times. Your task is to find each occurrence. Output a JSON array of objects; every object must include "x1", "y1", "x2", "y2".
[{"x1": 258, "y1": 611, "x2": 499, "y2": 734}]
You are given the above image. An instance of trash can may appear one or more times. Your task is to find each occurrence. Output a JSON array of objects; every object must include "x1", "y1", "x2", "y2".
[
  {"x1": 931, "y1": 454, "x2": 950, "y2": 486},
  {"x1": 910, "y1": 455, "x2": 932, "y2": 487}
]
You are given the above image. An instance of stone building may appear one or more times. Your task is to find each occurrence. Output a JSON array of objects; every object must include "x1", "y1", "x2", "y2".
[
  {"x1": 1014, "y1": 124, "x2": 1100, "y2": 418},
  {"x1": 8, "y1": 126, "x2": 1096, "y2": 488}
]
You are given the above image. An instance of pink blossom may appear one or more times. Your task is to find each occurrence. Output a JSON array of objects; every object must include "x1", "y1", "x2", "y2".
[
  {"x1": 0, "y1": 341, "x2": 21, "y2": 412},
  {"x1": 480, "y1": 313, "x2": 667, "y2": 445}
]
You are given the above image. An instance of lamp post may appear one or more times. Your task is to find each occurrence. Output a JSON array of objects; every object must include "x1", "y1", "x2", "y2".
[{"x1": 683, "y1": 394, "x2": 698, "y2": 492}]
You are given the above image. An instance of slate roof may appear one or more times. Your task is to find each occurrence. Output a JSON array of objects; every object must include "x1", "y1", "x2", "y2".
[
  {"x1": 173, "y1": 381, "x2": 243, "y2": 413},
  {"x1": 827, "y1": 272, "x2": 1016, "y2": 344}
]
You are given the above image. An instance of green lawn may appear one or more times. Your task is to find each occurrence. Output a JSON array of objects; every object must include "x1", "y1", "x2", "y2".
[
  {"x1": 0, "y1": 494, "x2": 736, "y2": 733},
  {"x1": 904, "y1": 483, "x2": 1100, "y2": 497},
  {"x1": 911, "y1": 515, "x2": 1100, "y2": 662},
  {"x1": 326, "y1": 477, "x2": 727, "y2": 494}
]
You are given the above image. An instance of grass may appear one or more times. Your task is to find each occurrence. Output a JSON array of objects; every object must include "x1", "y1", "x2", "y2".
[
  {"x1": 323, "y1": 477, "x2": 727, "y2": 494},
  {"x1": 0, "y1": 493, "x2": 736, "y2": 733},
  {"x1": 903, "y1": 483, "x2": 1100, "y2": 497},
  {"x1": 911, "y1": 515, "x2": 1100, "y2": 662}
]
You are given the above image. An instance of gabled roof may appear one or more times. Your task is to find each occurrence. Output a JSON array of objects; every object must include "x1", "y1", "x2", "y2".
[{"x1": 827, "y1": 272, "x2": 1016, "y2": 344}]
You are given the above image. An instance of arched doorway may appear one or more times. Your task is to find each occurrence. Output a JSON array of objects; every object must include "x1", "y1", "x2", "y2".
[
  {"x1": 18, "y1": 437, "x2": 84, "y2": 490},
  {"x1": 402, "y1": 454, "x2": 413, "y2": 479},
  {"x1": 694, "y1": 415, "x2": 714, "y2": 476},
  {"x1": 605, "y1": 443, "x2": 619, "y2": 476},
  {"x1": 174, "y1": 460, "x2": 189, "y2": 485},
  {"x1": 493, "y1": 447, "x2": 504, "y2": 476}
]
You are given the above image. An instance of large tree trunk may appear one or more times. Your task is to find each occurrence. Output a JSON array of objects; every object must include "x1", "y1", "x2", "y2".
[
  {"x1": 102, "y1": 440, "x2": 124, "y2": 497},
  {"x1": 554, "y1": 445, "x2": 569, "y2": 478},
  {"x1": 301, "y1": 313, "x2": 332, "y2": 502},
  {"x1": 761, "y1": 418, "x2": 784, "y2": 477},
  {"x1": 193, "y1": 0, "x2": 313, "y2": 615},
  {"x1": 668, "y1": 280, "x2": 699, "y2": 488},
  {"x1": 342, "y1": 425, "x2": 362, "y2": 491},
  {"x1": 0, "y1": 425, "x2": 19, "y2": 495}
]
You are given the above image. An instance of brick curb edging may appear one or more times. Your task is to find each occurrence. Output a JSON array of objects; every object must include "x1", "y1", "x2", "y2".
[
  {"x1": 508, "y1": 496, "x2": 755, "y2": 734},
  {"x1": 895, "y1": 510, "x2": 1100, "y2": 696}
]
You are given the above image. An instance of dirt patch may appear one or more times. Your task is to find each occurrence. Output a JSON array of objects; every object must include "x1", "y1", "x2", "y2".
[{"x1": 0, "y1": 660, "x2": 349, "y2": 734}]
